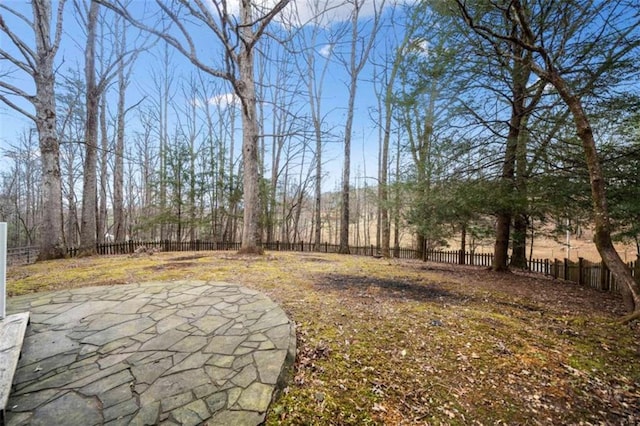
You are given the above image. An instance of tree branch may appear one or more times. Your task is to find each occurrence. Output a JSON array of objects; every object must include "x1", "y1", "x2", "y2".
[
  {"x1": 52, "y1": 0, "x2": 68, "y2": 55},
  {"x1": 248, "y1": 0, "x2": 291, "y2": 51},
  {"x1": 0, "y1": 93, "x2": 36, "y2": 121},
  {"x1": 0, "y1": 13, "x2": 37, "y2": 69},
  {"x1": 96, "y1": 0, "x2": 231, "y2": 81}
]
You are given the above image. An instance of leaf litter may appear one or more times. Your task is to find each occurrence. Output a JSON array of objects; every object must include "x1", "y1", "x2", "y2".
[{"x1": 7, "y1": 251, "x2": 640, "y2": 424}]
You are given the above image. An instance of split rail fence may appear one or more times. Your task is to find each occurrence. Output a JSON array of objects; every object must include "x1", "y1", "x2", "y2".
[{"x1": 7, "y1": 240, "x2": 638, "y2": 295}]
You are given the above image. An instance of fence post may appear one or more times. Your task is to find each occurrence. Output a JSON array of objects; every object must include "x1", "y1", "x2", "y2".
[
  {"x1": 563, "y1": 258, "x2": 569, "y2": 281},
  {"x1": 634, "y1": 257, "x2": 640, "y2": 285},
  {"x1": 578, "y1": 257, "x2": 584, "y2": 286},
  {"x1": 600, "y1": 261, "x2": 609, "y2": 291},
  {"x1": 543, "y1": 259, "x2": 548, "y2": 276}
]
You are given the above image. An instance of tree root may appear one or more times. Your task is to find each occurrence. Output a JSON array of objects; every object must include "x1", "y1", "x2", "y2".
[{"x1": 618, "y1": 310, "x2": 640, "y2": 325}]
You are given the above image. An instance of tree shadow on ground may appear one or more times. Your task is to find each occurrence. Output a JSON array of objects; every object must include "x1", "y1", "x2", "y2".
[
  {"x1": 315, "y1": 273, "x2": 466, "y2": 304},
  {"x1": 168, "y1": 255, "x2": 208, "y2": 262},
  {"x1": 146, "y1": 262, "x2": 198, "y2": 271}
]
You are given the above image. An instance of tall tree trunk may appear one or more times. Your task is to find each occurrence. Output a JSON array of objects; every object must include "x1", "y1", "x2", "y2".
[
  {"x1": 417, "y1": 233, "x2": 425, "y2": 259},
  {"x1": 79, "y1": 0, "x2": 99, "y2": 256},
  {"x1": 510, "y1": 121, "x2": 531, "y2": 269},
  {"x1": 237, "y1": 0, "x2": 262, "y2": 254},
  {"x1": 158, "y1": 44, "x2": 171, "y2": 241},
  {"x1": 65, "y1": 151, "x2": 78, "y2": 247},
  {"x1": 113, "y1": 19, "x2": 127, "y2": 242},
  {"x1": 492, "y1": 34, "x2": 528, "y2": 272},
  {"x1": 98, "y1": 95, "x2": 109, "y2": 242},
  {"x1": 393, "y1": 134, "x2": 401, "y2": 258},
  {"x1": 33, "y1": 1, "x2": 65, "y2": 261},
  {"x1": 314, "y1": 127, "x2": 322, "y2": 250},
  {"x1": 551, "y1": 73, "x2": 640, "y2": 313},
  {"x1": 187, "y1": 82, "x2": 197, "y2": 242},
  {"x1": 339, "y1": 108, "x2": 353, "y2": 254},
  {"x1": 459, "y1": 224, "x2": 467, "y2": 265},
  {"x1": 338, "y1": 6, "x2": 360, "y2": 255},
  {"x1": 379, "y1": 136, "x2": 391, "y2": 257},
  {"x1": 267, "y1": 132, "x2": 283, "y2": 244},
  {"x1": 338, "y1": 0, "x2": 382, "y2": 254},
  {"x1": 378, "y1": 29, "x2": 408, "y2": 258},
  {"x1": 510, "y1": 214, "x2": 528, "y2": 268}
]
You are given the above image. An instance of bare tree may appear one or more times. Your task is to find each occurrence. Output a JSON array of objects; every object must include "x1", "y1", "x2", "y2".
[
  {"x1": 0, "y1": 0, "x2": 67, "y2": 260},
  {"x1": 255, "y1": 34, "x2": 308, "y2": 245},
  {"x1": 1, "y1": 130, "x2": 41, "y2": 246},
  {"x1": 57, "y1": 72, "x2": 86, "y2": 247},
  {"x1": 97, "y1": 0, "x2": 291, "y2": 254},
  {"x1": 98, "y1": 87, "x2": 109, "y2": 241},
  {"x1": 293, "y1": 0, "x2": 337, "y2": 250},
  {"x1": 78, "y1": 0, "x2": 100, "y2": 256},
  {"x1": 193, "y1": 76, "x2": 233, "y2": 241},
  {"x1": 372, "y1": 6, "x2": 414, "y2": 257},
  {"x1": 174, "y1": 74, "x2": 204, "y2": 241},
  {"x1": 112, "y1": 13, "x2": 133, "y2": 243},
  {"x1": 336, "y1": 0, "x2": 385, "y2": 254},
  {"x1": 74, "y1": 0, "x2": 144, "y2": 251}
]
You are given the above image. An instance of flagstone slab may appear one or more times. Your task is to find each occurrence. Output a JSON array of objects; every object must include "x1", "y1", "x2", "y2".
[
  {"x1": 31, "y1": 391, "x2": 102, "y2": 426},
  {"x1": 5, "y1": 280, "x2": 295, "y2": 425},
  {"x1": 18, "y1": 329, "x2": 78, "y2": 366}
]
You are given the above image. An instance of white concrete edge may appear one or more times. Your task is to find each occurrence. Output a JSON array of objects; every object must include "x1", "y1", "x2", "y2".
[{"x1": 0, "y1": 223, "x2": 6, "y2": 320}]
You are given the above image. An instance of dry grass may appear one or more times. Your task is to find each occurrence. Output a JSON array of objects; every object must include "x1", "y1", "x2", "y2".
[{"x1": 7, "y1": 251, "x2": 640, "y2": 425}]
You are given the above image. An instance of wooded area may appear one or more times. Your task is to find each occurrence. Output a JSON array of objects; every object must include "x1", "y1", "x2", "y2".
[{"x1": 1, "y1": 1, "x2": 639, "y2": 313}]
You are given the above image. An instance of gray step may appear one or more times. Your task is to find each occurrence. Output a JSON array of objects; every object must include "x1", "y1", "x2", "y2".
[{"x1": 0, "y1": 312, "x2": 30, "y2": 426}]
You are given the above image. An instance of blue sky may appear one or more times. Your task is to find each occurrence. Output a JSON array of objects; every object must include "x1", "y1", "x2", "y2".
[{"x1": 0, "y1": 0, "x2": 413, "y2": 192}]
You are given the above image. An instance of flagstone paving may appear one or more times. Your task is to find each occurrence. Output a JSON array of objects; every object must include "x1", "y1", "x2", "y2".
[{"x1": 4, "y1": 280, "x2": 295, "y2": 426}]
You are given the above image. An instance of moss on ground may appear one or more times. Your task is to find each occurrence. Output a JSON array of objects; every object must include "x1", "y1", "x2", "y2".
[{"x1": 7, "y1": 251, "x2": 640, "y2": 424}]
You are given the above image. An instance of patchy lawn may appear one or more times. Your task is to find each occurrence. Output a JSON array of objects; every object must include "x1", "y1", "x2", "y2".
[{"x1": 7, "y1": 251, "x2": 640, "y2": 425}]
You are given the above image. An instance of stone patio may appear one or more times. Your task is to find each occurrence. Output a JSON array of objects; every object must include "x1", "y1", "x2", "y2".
[{"x1": 4, "y1": 280, "x2": 295, "y2": 425}]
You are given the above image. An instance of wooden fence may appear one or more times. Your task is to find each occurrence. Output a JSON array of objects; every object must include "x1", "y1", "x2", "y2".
[
  {"x1": 8, "y1": 240, "x2": 638, "y2": 295},
  {"x1": 422, "y1": 249, "x2": 638, "y2": 294},
  {"x1": 64, "y1": 240, "x2": 421, "y2": 259},
  {"x1": 6, "y1": 246, "x2": 40, "y2": 266}
]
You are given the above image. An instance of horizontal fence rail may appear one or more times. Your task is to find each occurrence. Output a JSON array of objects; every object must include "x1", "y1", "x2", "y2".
[
  {"x1": 7, "y1": 241, "x2": 638, "y2": 295},
  {"x1": 6, "y1": 246, "x2": 40, "y2": 266}
]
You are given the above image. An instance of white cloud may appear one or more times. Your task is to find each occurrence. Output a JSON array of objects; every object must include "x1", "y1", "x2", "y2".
[
  {"x1": 406, "y1": 38, "x2": 429, "y2": 56},
  {"x1": 193, "y1": 92, "x2": 240, "y2": 109},
  {"x1": 285, "y1": 0, "x2": 390, "y2": 27},
  {"x1": 318, "y1": 44, "x2": 333, "y2": 57},
  {"x1": 209, "y1": 92, "x2": 240, "y2": 108},
  {"x1": 206, "y1": 0, "x2": 399, "y2": 28}
]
